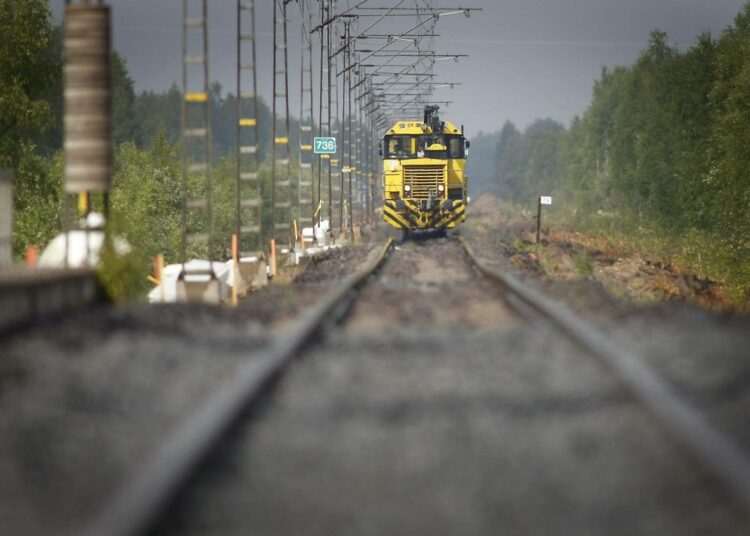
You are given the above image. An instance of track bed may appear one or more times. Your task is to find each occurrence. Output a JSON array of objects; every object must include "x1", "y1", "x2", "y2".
[{"x1": 155, "y1": 238, "x2": 749, "y2": 536}]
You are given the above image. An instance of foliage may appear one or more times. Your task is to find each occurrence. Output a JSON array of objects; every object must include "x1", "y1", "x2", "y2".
[
  {"x1": 463, "y1": 130, "x2": 499, "y2": 195},
  {"x1": 96, "y1": 235, "x2": 145, "y2": 303},
  {"x1": 2, "y1": 1, "x2": 330, "y2": 303},
  {"x1": 572, "y1": 250, "x2": 594, "y2": 277},
  {"x1": 109, "y1": 135, "x2": 182, "y2": 265},
  {"x1": 112, "y1": 52, "x2": 139, "y2": 145},
  {"x1": 131, "y1": 82, "x2": 278, "y2": 160},
  {"x1": 11, "y1": 144, "x2": 63, "y2": 256},
  {"x1": 133, "y1": 85, "x2": 183, "y2": 149},
  {"x1": 0, "y1": 0, "x2": 57, "y2": 167},
  {"x1": 488, "y1": 9, "x2": 750, "y2": 302}
]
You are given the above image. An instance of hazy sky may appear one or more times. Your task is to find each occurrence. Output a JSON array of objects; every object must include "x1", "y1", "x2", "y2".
[{"x1": 51, "y1": 0, "x2": 747, "y2": 137}]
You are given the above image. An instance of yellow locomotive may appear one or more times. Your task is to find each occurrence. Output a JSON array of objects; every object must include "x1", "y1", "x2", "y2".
[{"x1": 381, "y1": 106, "x2": 468, "y2": 234}]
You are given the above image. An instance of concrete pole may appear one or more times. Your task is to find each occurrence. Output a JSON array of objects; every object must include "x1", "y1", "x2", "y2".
[{"x1": 0, "y1": 169, "x2": 13, "y2": 268}]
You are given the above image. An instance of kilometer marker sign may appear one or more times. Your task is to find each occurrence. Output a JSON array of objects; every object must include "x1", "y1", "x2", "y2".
[
  {"x1": 537, "y1": 195, "x2": 552, "y2": 244},
  {"x1": 314, "y1": 137, "x2": 336, "y2": 154}
]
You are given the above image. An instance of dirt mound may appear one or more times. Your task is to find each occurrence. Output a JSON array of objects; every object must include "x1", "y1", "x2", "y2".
[{"x1": 470, "y1": 193, "x2": 508, "y2": 215}]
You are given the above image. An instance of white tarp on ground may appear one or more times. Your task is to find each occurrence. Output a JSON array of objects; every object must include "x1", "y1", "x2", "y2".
[
  {"x1": 148, "y1": 259, "x2": 232, "y2": 304},
  {"x1": 38, "y1": 213, "x2": 131, "y2": 269},
  {"x1": 302, "y1": 219, "x2": 330, "y2": 247},
  {"x1": 317, "y1": 219, "x2": 330, "y2": 245}
]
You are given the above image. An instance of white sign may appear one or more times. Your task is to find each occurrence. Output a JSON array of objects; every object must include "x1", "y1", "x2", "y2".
[{"x1": 540, "y1": 196, "x2": 552, "y2": 206}]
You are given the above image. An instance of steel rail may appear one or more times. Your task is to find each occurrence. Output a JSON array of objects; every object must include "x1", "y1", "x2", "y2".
[
  {"x1": 76, "y1": 239, "x2": 395, "y2": 536},
  {"x1": 459, "y1": 237, "x2": 750, "y2": 515}
]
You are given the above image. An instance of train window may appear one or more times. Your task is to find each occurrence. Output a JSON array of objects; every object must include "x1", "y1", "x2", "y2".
[
  {"x1": 447, "y1": 136, "x2": 465, "y2": 159},
  {"x1": 414, "y1": 135, "x2": 446, "y2": 158},
  {"x1": 384, "y1": 135, "x2": 465, "y2": 159},
  {"x1": 384, "y1": 135, "x2": 415, "y2": 159}
]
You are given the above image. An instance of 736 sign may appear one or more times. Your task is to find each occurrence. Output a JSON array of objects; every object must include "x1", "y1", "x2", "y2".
[{"x1": 314, "y1": 137, "x2": 337, "y2": 154}]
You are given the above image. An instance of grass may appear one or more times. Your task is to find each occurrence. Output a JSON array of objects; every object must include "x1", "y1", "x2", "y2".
[{"x1": 572, "y1": 250, "x2": 594, "y2": 277}]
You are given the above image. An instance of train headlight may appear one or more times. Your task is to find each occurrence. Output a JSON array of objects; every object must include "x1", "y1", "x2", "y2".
[
  {"x1": 404, "y1": 184, "x2": 412, "y2": 197},
  {"x1": 437, "y1": 184, "x2": 445, "y2": 197}
]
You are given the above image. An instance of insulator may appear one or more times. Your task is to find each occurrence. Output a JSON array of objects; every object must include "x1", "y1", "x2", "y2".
[{"x1": 64, "y1": 5, "x2": 112, "y2": 193}]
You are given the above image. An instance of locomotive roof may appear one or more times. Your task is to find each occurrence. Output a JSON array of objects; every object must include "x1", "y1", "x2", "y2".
[{"x1": 384, "y1": 120, "x2": 462, "y2": 136}]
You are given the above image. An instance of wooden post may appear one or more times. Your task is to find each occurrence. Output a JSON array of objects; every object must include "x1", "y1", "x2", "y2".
[
  {"x1": 536, "y1": 197, "x2": 542, "y2": 245},
  {"x1": 231, "y1": 234, "x2": 238, "y2": 306},
  {"x1": 0, "y1": 169, "x2": 12, "y2": 268},
  {"x1": 270, "y1": 239, "x2": 277, "y2": 278},
  {"x1": 537, "y1": 196, "x2": 552, "y2": 244}
]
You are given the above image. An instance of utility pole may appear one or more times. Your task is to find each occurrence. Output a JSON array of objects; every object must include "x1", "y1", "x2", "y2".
[
  {"x1": 339, "y1": 22, "x2": 350, "y2": 238},
  {"x1": 64, "y1": 0, "x2": 112, "y2": 269},
  {"x1": 304, "y1": 2, "x2": 478, "y2": 235},
  {"x1": 180, "y1": 0, "x2": 213, "y2": 268},
  {"x1": 272, "y1": 0, "x2": 292, "y2": 246},
  {"x1": 236, "y1": 0, "x2": 261, "y2": 255},
  {"x1": 346, "y1": 21, "x2": 354, "y2": 238},
  {"x1": 298, "y1": 0, "x2": 314, "y2": 245},
  {"x1": 316, "y1": 0, "x2": 327, "y2": 233}
]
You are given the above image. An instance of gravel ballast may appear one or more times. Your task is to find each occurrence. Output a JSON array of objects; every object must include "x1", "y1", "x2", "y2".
[
  {"x1": 157, "y1": 238, "x2": 750, "y2": 535},
  {"x1": 0, "y1": 244, "x2": 377, "y2": 536}
]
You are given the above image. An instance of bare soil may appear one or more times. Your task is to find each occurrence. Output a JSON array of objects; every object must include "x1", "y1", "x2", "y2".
[{"x1": 466, "y1": 193, "x2": 734, "y2": 311}]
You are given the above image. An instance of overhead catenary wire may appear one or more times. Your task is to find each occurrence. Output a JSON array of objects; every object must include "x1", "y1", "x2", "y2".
[{"x1": 296, "y1": 0, "x2": 478, "y2": 232}]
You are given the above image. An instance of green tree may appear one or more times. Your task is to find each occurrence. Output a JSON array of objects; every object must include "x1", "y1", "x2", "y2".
[
  {"x1": 109, "y1": 133, "x2": 182, "y2": 265},
  {"x1": 495, "y1": 121, "x2": 523, "y2": 201},
  {"x1": 520, "y1": 119, "x2": 566, "y2": 202},
  {"x1": 133, "y1": 84, "x2": 183, "y2": 147},
  {"x1": 11, "y1": 146, "x2": 63, "y2": 256},
  {"x1": 112, "y1": 51, "x2": 138, "y2": 144},
  {"x1": 708, "y1": 4, "x2": 750, "y2": 246},
  {"x1": 0, "y1": 0, "x2": 57, "y2": 167},
  {"x1": 464, "y1": 130, "x2": 500, "y2": 196}
]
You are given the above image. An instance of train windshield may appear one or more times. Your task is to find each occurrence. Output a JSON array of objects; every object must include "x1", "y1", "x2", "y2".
[
  {"x1": 384, "y1": 134, "x2": 466, "y2": 160},
  {"x1": 384, "y1": 135, "x2": 415, "y2": 159},
  {"x1": 446, "y1": 135, "x2": 466, "y2": 159}
]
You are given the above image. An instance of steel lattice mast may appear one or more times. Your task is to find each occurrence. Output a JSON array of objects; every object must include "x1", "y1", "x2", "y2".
[
  {"x1": 181, "y1": 0, "x2": 213, "y2": 268},
  {"x1": 236, "y1": 0, "x2": 262, "y2": 255},
  {"x1": 298, "y1": 0, "x2": 315, "y2": 242},
  {"x1": 272, "y1": 0, "x2": 292, "y2": 245}
]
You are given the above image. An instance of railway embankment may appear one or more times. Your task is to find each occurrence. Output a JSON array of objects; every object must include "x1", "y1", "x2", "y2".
[
  {"x1": 463, "y1": 193, "x2": 750, "y2": 454},
  {"x1": 0, "y1": 225, "x2": 748, "y2": 535},
  {"x1": 155, "y1": 237, "x2": 749, "y2": 536},
  {"x1": 464, "y1": 193, "x2": 741, "y2": 311},
  {"x1": 0, "y1": 245, "x2": 376, "y2": 536}
]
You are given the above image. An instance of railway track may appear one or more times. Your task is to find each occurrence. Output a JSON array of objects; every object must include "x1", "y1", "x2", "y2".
[{"x1": 78, "y1": 237, "x2": 750, "y2": 536}]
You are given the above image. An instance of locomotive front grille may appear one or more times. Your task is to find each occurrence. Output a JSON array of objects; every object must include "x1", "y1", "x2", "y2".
[{"x1": 403, "y1": 165, "x2": 445, "y2": 199}]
